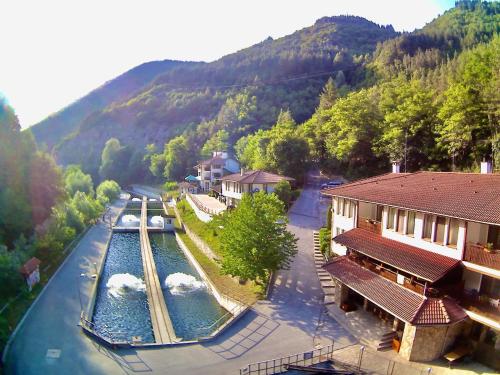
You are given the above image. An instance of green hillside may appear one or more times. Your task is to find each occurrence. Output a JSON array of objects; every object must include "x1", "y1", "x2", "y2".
[
  {"x1": 30, "y1": 59, "x2": 196, "y2": 148},
  {"x1": 30, "y1": 16, "x2": 398, "y2": 178}
]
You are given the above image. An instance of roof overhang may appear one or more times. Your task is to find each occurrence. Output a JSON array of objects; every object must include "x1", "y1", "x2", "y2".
[{"x1": 333, "y1": 229, "x2": 460, "y2": 283}]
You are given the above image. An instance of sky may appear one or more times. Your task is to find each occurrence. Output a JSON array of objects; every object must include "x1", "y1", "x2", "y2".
[{"x1": 0, "y1": 0, "x2": 455, "y2": 128}]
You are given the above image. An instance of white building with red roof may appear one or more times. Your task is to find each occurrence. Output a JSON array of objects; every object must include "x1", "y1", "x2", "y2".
[
  {"x1": 221, "y1": 170, "x2": 294, "y2": 206},
  {"x1": 321, "y1": 162, "x2": 499, "y2": 369},
  {"x1": 194, "y1": 151, "x2": 240, "y2": 192}
]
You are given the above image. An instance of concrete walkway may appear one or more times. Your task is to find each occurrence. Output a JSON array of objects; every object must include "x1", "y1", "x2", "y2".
[
  {"x1": 3, "y1": 183, "x2": 355, "y2": 374},
  {"x1": 139, "y1": 198, "x2": 177, "y2": 344}
]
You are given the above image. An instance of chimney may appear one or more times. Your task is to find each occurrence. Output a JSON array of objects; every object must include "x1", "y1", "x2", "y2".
[
  {"x1": 392, "y1": 161, "x2": 401, "y2": 174},
  {"x1": 480, "y1": 160, "x2": 492, "y2": 174}
]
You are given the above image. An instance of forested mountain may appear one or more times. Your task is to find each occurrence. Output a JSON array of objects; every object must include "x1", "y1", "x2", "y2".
[
  {"x1": 30, "y1": 59, "x2": 195, "y2": 148},
  {"x1": 30, "y1": 1, "x2": 499, "y2": 185},
  {"x1": 30, "y1": 16, "x2": 399, "y2": 179}
]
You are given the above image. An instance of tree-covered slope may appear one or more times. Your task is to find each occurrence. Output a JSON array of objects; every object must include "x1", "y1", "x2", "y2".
[
  {"x1": 371, "y1": 0, "x2": 499, "y2": 78},
  {"x1": 30, "y1": 59, "x2": 196, "y2": 148},
  {"x1": 31, "y1": 16, "x2": 398, "y2": 175}
]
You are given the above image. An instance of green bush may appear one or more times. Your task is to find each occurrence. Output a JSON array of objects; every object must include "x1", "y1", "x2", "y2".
[
  {"x1": 96, "y1": 180, "x2": 121, "y2": 204},
  {"x1": 163, "y1": 181, "x2": 178, "y2": 191},
  {"x1": 319, "y1": 227, "x2": 331, "y2": 257},
  {"x1": 273, "y1": 180, "x2": 292, "y2": 208}
]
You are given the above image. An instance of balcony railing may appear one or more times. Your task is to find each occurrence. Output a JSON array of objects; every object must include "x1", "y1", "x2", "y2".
[
  {"x1": 460, "y1": 291, "x2": 500, "y2": 322},
  {"x1": 357, "y1": 218, "x2": 382, "y2": 235},
  {"x1": 464, "y1": 242, "x2": 500, "y2": 270}
]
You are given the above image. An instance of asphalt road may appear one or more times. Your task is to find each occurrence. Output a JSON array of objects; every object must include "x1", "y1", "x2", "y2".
[{"x1": 3, "y1": 180, "x2": 354, "y2": 375}]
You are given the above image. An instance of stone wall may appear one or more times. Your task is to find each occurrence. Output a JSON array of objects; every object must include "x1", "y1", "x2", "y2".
[
  {"x1": 173, "y1": 205, "x2": 219, "y2": 262},
  {"x1": 333, "y1": 280, "x2": 349, "y2": 306},
  {"x1": 400, "y1": 322, "x2": 464, "y2": 362}
]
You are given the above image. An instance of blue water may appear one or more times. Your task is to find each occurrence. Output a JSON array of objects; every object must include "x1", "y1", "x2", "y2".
[
  {"x1": 149, "y1": 233, "x2": 229, "y2": 340},
  {"x1": 92, "y1": 232, "x2": 154, "y2": 343}
]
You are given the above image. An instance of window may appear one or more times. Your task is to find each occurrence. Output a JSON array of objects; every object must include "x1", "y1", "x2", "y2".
[
  {"x1": 435, "y1": 216, "x2": 446, "y2": 244},
  {"x1": 376, "y1": 205, "x2": 383, "y2": 222},
  {"x1": 343, "y1": 199, "x2": 349, "y2": 217},
  {"x1": 423, "y1": 214, "x2": 433, "y2": 240},
  {"x1": 347, "y1": 200, "x2": 354, "y2": 218},
  {"x1": 487, "y1": 225, "x2": 500, "y2": 250},
  {"x1": 397, "y1": 210, "x2": 405, "y2": 233},
  {"x1": 406, "y1": 211, "x2": 415, "y2": 236},
  {"x1": 387, "y1": 207, "x2": 396, "y2": 230},
  {"x1": 447, "y1": 218, "x2": 459, "y2": 247},
  {"x1": 338, "y1": 198, "x2": 344, "y2": 216}
]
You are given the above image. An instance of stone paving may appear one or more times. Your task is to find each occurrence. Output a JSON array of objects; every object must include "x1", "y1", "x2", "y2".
[{"x1": 192, "y1": 194, "x2": 227, "y2": 214}]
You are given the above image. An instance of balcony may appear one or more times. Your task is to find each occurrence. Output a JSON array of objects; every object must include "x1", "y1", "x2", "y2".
[
  {"x1": 464, "y1": 243, "x2": 500, "y2": 270},
  {"x1": 348, "y1": 253, "x2": 425, "y2": 294},
  {"x1": 357, "y1": 218, "x2": 382, "y2": 235},
  {"x1": 460, "y1": 291, "x2": 500, "y2": 324}
]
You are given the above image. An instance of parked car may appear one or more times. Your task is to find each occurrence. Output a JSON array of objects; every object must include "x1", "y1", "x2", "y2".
[{"x1": 320, "y1": 180, "x2": 343, "y2": 189}]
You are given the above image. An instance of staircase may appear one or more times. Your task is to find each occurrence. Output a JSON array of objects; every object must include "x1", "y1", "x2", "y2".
[
  {"x1": 313, "y1": 231, "x2": 335, "y2": 296},
  {"x1": 376, "y1": 331, "x2": 397, "y2": 351}
]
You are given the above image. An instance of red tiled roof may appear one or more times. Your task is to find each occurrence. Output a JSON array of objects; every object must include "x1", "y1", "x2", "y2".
[
  {"x1": 323, "y1": 257, "x2": 465, "y2": 325},
  {"x1": 19, "y1": 257, "x2": 41, "y2": 275},
  {"x1": 334, "y1": 228, "x2": 460, "y2": 283},
  {"x1": 221, "y1": 170, "x2": 294, "y2": 184},
  {"x1": 322, "y1": 171, "x2": 500, "y2": 225},
  {"x1": 412, "y1": 297, "x2": 467, "y2": 325}
]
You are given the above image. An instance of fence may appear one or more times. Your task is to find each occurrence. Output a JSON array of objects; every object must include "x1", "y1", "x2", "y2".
[
  {"x1": 187, "y1": 193, "x2": 225, "y2": 216},
  {"x1": 240, "y1": 344, "x2": 433, "y2": 375},
  {"x1": 330, "y1": 345, "x2": 432, "y2": 375},
  {"x1": 80, "y1": 313, "x2": 130, "y2": 346},
  {"x1": 240, "y1": 345, "x2": 334, "y2": 375},
  {"x1": 173, "y1": 204, "x2": 220, "y2": 261}
]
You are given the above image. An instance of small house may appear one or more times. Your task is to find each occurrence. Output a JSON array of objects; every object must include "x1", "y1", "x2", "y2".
[{"x1": 20, "y1": 257, "x2": 41, "y2": 291}]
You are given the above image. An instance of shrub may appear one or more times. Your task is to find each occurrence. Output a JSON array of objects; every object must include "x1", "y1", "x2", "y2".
[
  {"x1": 96, "y1": 180, "x2": 121, "y2": 204},
  {"x1": 319, "y1": 227, "x2": 331, "y2": 257},
  {"x1": 273, "y1": 180, "x2": 292, "y2": 208}
]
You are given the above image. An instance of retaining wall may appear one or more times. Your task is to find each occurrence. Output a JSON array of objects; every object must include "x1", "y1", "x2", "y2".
[{"x1": 173, "y1": 205, "x2": 219, "y2": 261}]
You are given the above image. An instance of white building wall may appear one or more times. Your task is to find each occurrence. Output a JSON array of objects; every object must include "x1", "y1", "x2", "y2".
[
  {"x1": 467, "y1": 221, "x2": 489, "y2": 244},
  {"x1": 331, "y1": 197, "x2": 355, "y2": 255},
  {"x1": 381, "y1": 207, "x2": 466, "y2": 260},
  {"x1": 463, "y1": 269, "x2": 482, "y2": 291},
  {"x1": 221, "y1": 183, "x2": 242, "y2": 200}
]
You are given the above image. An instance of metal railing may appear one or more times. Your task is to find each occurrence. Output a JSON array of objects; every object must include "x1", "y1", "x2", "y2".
[
  {"x1": 240, "y1": 344, "x2": 434, "y2": 375},
  {"x1": 193, "y1": 302, "x2": 248, "y2": 339},
  {"x1": 464, "y1": 242, "x2": 500, "y2": 269},
  {"x1": 240, "y1": 344, "x2": 334, "y2": 375},
  {"x1": 80, "y1": 313, "x2": 130, "y2": 345},
  {"x1": 187, "y1": 193, "x2": 223, "y2": 216}
]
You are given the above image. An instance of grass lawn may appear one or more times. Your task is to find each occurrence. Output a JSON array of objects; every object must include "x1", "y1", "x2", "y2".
[
  {"x1": 176, "y1": 230, "x2": 260, "y2": 304},
  {"x1": 173, "y1": 200, "x2": 262, "y2": 303},
  {"x1": 176, "y1": 199, "x2": 223, "y2": 257}
]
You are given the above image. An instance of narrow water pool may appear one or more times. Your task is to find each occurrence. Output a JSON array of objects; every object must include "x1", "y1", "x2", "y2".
[
  {"x1": 92, "y1": 232, "x2": 154, "y2": 343},
  {"x1": 149, "y1": 233, "x2": 229, "y2": 340}
]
